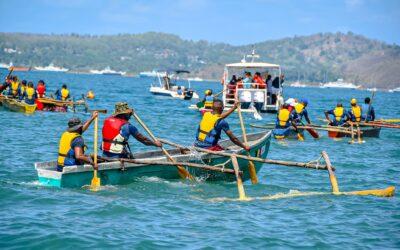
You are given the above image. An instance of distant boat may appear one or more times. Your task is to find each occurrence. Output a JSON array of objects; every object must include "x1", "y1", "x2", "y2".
[
  {"x1": 34, "y1": 63, "x2": 69, "y2": 72},
  {"x1": 290, "y1": 81, "x2": 307, "y2": 88},
  {"x1": 140, "y1": 70, "x2": 166, "y2": 78},
  {"x1": 90, "y1": 66, "x2": 125, "y2": 76},
  {"x1": 320, "y1": 79, "x2": 361, "y2": 89},
  {"x1": 187, "y1": 77, "x2": 204, "y2": 82},
  {"x1": 10, "y1": 66, "x2": 31, "y2": 72},
  {"x1": 0, "y1": 62, "x2": 12, "y2": 69},
  {"x1": 366, "y1": 87, "x2": 378, "y2": 92},
  {"x1": 389, "y1": 87, "x2": 400, "y2": 93}
]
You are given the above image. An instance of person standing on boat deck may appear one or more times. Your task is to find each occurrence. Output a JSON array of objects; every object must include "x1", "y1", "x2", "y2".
[
  {"x1": 243, "y1": 72, "x2": 253, "y2": 89},
  {"x1": 293, "y1": 99, "x2": 311, "y2": 125},
  {"x1": 324, "y1": 103, "x2": 349, "y2": 126},
  {"x1": 21, "y1": 82, "x2": 36, "y2": 105},
  {"x1": 361, "y1": 97, "x2": 375, "y2": 122},
  {"x1": 271, "y1": 74, "x2": 284, "y2": 104},
  {"x1": 102, "y1": 102, "x2": 162, "y2": 159},
  {"x1": 36, "y1": 80, "x2": 46, "y2": 98},
  {"x1": 57, "y1": 112, "x2": 98, "y2": 172},
  {"x1": 194, "y1": 99, "x2": 250, "y2": 151},
  {"x1": 348, "y1": 98, "x2": 362, "y2": 123},
  {"x1": 55, "y1": 84, "x2": 70, "y2": 101}
]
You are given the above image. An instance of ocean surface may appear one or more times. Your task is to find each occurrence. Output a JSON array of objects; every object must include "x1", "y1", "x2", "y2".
[{"x1": 0, "y1": 70, "x2": 399, "y2": 249}]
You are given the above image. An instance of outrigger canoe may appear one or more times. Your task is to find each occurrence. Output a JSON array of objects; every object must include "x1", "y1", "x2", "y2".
[
  {"x1": 35, "y1": 131, "x2": 271, "y2": 188},
  {"x1": 328, "y1": 125, "x2": 381, "y2": 138},
  {"x1": 37, "y1": 97, "x2": 88, "y2": 112},
  {"x1": 0, "y1": 96, "x2": 36, "y2": 114}
]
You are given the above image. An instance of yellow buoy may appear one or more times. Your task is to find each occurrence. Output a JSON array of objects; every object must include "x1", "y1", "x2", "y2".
[{"x1": 86, "y1": 90, "x2": 95, "y2": 99}]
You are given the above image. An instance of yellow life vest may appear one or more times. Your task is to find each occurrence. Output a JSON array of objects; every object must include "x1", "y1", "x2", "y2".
[
  {"x1": 61, "y1": 88, "x2": 69, "y2": 101},
  {"x1": 278, "y1": 108, "x2": 290, "y2": 127},
  {"x1": 333, "y1": 107, "x2": 344, "y2": 122},
  {"x1": 57, "y1": 131, "x2": 80, "y2": 167},
  {"x1": 352, "y1": 105, "x2": 362, "y2": 122},
  {"x1": 20, "y1": 86, "x2": 27, "y2": 95},
  {"x1": 26, "y1": 87, "x2": 35, "y2": 100},
  {"x1": 197, "y1": 112, "x2": 221, "y2": 141},
  {"x1": 11, "y1": 81, "x2": 19, "y2": 95},
  {"x1": 294, "y1": 103, "x2": 304, "y2": 114}
]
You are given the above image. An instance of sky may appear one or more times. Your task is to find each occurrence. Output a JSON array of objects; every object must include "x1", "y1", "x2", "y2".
[{"x1": 0, "y1": 0, "x2": 399, "y2": 45}]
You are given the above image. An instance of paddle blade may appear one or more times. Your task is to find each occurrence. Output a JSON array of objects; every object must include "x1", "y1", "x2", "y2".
[
  {"x1": 346, "y1": 186, "x2": 395, "y2": 197},
  {"x1": 90, "y1": 170, "x2": 101, "y2": 191},
  {"x1": 297, "y1": 133, "x2": 304, "y2": 141},
  {"x1": 306, "y1": 128, "x2": 319, "y2": 139},
  {"x1": 248, "y1": 161, "x2": 258, "y2": 184}
]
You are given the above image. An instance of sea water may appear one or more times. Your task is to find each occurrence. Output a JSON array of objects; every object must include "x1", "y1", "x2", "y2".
[{"x1": 0, "y1": 70, "x2": 399, "y2": 249}]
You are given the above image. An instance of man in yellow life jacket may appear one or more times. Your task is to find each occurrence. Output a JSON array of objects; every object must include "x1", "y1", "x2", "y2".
[
  {"x1": 22, "y1": 82, "x2": 36, "y2": 105},
  {"x1": 324, "y1": 103, "x2": 349, "y2": 126},
  {"x1": 194, "y1": 99, "x2": 250, "y2": 151},
  {"x1": 348, "y1": 98, "x2": 362, "y2": 123},
  {"x1": 273, "y1": 104, "x2": 299, "y2": 138},
  {"x1": 18, "y1": 80, "x2": 27, "y2": 100},
  {"x1": 57, "y1": 112, "x2": 98, "y2": 172},
  {"x1": 8, "y1": 76, "x2": 20, "y2": 98},
  {"x1": 292, "y1": 99, "x2": 311, "y2": 125},
  {"x1": 55, "y1": 84, "x2": 70, "y2": 101},
  {"x1": 202, "y1": 89, "x2": 214, "y2": 109}
]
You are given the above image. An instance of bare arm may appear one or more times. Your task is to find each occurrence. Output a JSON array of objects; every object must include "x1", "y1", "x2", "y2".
[
  {"x1": 134, "y1": 132, "x2": 162, "y2": 147},
  {"x1": 225, "y1": 130, "x2": 250, "y2": 151},
  {"x1": 220, "y1": 101, "x2": 239, "y2": 119},
  {"x1": 324, "y1": 111, "x2": 332, "y2": 123},
  {"x1": 81, "y1": 111, "x2": 98, "y2": 133},
  {"x1": 74, "y1": 147, "x2": 93, "y2": 164}
]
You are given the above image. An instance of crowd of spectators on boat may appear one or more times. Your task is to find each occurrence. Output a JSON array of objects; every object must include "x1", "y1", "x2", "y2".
[{"x1": 225, "y1": 72, "x2": 285, "y2": 108}]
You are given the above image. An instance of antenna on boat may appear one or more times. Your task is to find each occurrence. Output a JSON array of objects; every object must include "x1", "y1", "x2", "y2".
[{"x1": 246, "y1": 48, "x2": 260, "y2": 63}]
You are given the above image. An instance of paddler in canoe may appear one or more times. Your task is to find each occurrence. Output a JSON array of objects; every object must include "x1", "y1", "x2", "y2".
[
  {"x1": 101, "y1": 102, "x2": 162, "y2": 159},
  {"x1": 8, "y1": 76, "x2": 20, "y2": 98},
  {"x1": 324, "y1": 102, "x2": 349, "y2": 126},
  {"x1": 361, "y1": 97, "x2": 375, "y2": 122},
  {"x1": 55, "y1": 84, "x2": 71, "y2": 101},
  {"x1": 292, "y1": 99, "x2": 311, "y2": 125},
  {"x1": 36, "y1": 80, "x2": 46, "y2": 98},
  {"x1": 348, "y1": 98, "x2": 362, "y2": 123},
  {"x1": 57, "y1": 112, "x2": 99, "y2": 172},
  {"x1": 21, "y1": 82, "x2": 37, "y2": 105},
  {"x1": 18, "y1": 80, "x2": 27, "y2": 100},
  {"x1": 194, "y1": 99, "x2": 250, "y2": 151},
  {"x1": 272, "y1": 103, "x2": 301, "y2": 140}
]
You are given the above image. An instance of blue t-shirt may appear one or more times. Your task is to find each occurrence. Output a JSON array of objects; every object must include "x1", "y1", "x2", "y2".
[
  {"x1": 194, "y1": 119, "x2": 230, "y2": 148},
  {"x1": 293, "y1": 109, "x2": 309, "y2": 124},
  {"x1": 103, "y1": 123, "x2": 139, "y2": 158},
  {"x1": 63, "y1": 136, "x2": 85, "y2": 167}
]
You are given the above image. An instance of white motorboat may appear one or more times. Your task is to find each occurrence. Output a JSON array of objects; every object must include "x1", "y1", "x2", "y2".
[
  {"x1": 90, "y1": 66, "x2": 125, "y2": 75},
  {"x1": 140, "y1": 70, "x2": 166, "y2": 78},
  {"x1": 187, "y1": 77, "x2": 204, "y2": 82},
  {"x1": 320, "y1": 79, "x2": 361, "y2": 89},
  {"x1": 34, "y1": 63, "x2": 69, "y2": 72},
  {"x1": 149, "y1": 69, "x2": 199, "y2": 100}
]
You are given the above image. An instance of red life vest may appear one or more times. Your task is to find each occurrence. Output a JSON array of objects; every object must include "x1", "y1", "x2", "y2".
[
  {"x1": 102, "y1": 117, "x2": 129, "y2": 154},
  {"x1": 37, "y1": 84, "x2": 46, "y2": 97}
]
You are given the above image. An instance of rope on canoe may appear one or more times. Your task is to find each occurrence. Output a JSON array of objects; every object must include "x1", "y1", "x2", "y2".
[
  {"x1": 214, "y1": 158, "x2": 232, "y2": 172},
  {"x1": 306, "y1": 155, "x2": 323, "y2": 170}
]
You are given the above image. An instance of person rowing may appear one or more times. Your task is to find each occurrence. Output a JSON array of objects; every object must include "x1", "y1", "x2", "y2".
[
  {"x1": 361, "y1": 97, "x2": 375, "y2": 122},
  {"x1": 273, "y1": 104, "x2": 299, "y2": 139},
  {"x1": 101, "y1": 102, "x2": 162, "y2": 159},
  {"x1": 348, "y1": 98, "x2": 362, "y2": 123},
  {"x1": 292, "y1": 99, "x2": 311, "y2": 125},
  {"x1": 36, "y1": 80, "x2": 46, "y2": 98},
  {"x1": 21, "y1": 81, "x2": 36, "y2": 105},
  {"x1": 55, "y1": 84, "x2": 71, "y2": 101},
  {"x1": 203, "y1": 89, "x2": 214, "y2": 109},
  {"x1": 324, "y1": 103, "x2": 349, "y2": 126},
  {"x1": 8, "y1": 76, "x2": 20, "y2": 98},
  {"x1": 194, "y1": 99, "x2": 250, "y2": 151},
  {"x1": 57, "y1": 112, "x2": 98, "y2": 172}
]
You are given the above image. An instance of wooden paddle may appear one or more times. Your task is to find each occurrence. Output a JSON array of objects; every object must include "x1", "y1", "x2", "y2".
[
  {"x1": 231, "y1": 155, "x2": 247, "y2": 200},
  {"x1": 236, "y1": 99, "x2": 258, "y2": 184},
  {"x1": 131, "y1": 111, "x2": 194, "y2": 180},
  {"x1": 90, "y1": 116, "x2": 101, "y2": 190},
  {"x1": 321, "y1": 151, "x2": 339, "y2": 194}
]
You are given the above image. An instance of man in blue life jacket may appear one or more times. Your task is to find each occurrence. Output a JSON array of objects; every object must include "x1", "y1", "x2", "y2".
[
  {"x1": 194, "y1": 99, "x2": 250, "y2": 151},
  {"x1": 361, "y1": 97, "x2": 375, "y2": 122},
  {"x1": 57, "y1": 112, "x2": 98, "y2": 172},
  {"x1": 324, "y1": 103, "x2": 349, "y2": 126},
  {"x1": 102, "y1": 102, "x2": 162, "y2": 159},
  {"x1": 292, "y1": 99, "x2": 311, "y2": 125},
  {"x1": 273, "y1": 104, "x2": 299, "y2": 138}
]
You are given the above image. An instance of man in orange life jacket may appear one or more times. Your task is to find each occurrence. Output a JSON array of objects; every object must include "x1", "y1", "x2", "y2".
[
  {"x1": 102, "y1": 102, "x2": 162, "y2": 158},
  {"x1": 194, "y1": 99, "x2": 250, "y2": 151}
]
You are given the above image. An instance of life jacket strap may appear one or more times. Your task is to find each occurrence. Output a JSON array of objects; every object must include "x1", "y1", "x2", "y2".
[
  {"x1": 102, "y1": 138, "x2": 127, "y2": 145},
  {"x1": 58, "y1": 153, "x2": 68, "y2": 157}
]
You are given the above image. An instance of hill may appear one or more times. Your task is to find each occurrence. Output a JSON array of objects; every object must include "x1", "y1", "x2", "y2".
[{"x1": 0, "y1": 32, "x2": 399, "y2": 88}]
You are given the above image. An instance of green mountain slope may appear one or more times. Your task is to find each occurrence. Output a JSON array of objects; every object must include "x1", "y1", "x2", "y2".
[{"x1": 0, "y1": 32, "x2": 399, "y2": 88}]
